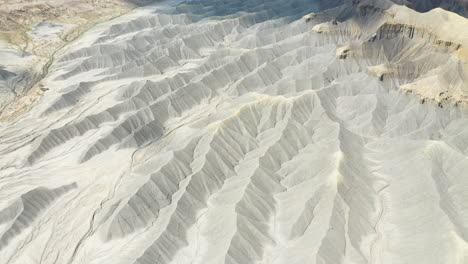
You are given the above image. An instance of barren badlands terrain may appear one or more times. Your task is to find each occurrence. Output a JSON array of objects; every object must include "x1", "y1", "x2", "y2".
[{"x1": 0, "y1": 0, "x2": 468, "y2": 263}]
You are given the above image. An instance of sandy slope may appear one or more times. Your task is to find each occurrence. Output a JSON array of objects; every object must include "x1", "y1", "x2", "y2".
[{"x1": 0, "y1": 0, "x2": 468, "y2": 264}]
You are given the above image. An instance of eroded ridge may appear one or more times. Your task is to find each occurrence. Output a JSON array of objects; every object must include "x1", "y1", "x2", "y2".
[
  {"x1": 0, "y1": 0, "x2": 468, "y2": 263},
  {"x1": 0, "y1": 183, "x2": 77, "y2": 251}
]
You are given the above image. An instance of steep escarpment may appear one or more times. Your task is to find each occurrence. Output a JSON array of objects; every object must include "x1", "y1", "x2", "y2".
[
  {"x1": 0, "y1": 0, "x2": 467, "y2": 264},
  {"x1": 309, "y1": 0, "x2": 468, "y2": 106}
]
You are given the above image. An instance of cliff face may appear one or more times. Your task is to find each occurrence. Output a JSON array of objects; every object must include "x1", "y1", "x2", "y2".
[
  {"x1": 0, "y1": 1, "x2": 468, "y2": 264},
  {"x1": 310, "y1": 0, "x2": 468, "y2": 106}
]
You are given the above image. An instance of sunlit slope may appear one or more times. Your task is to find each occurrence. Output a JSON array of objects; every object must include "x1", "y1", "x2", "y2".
[{"x1": 0, "y1": 0, "x2": 468, "y2": 264}]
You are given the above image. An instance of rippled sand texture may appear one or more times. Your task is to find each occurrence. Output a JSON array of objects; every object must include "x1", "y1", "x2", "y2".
[{"x1": 1, "y1": 0, "x2": 468, "y2": 263}]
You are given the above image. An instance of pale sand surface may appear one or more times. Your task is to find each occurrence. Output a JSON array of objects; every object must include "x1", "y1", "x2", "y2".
[{"x1": 0, "y1": 0, "x2": 468, "y2": 264}]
